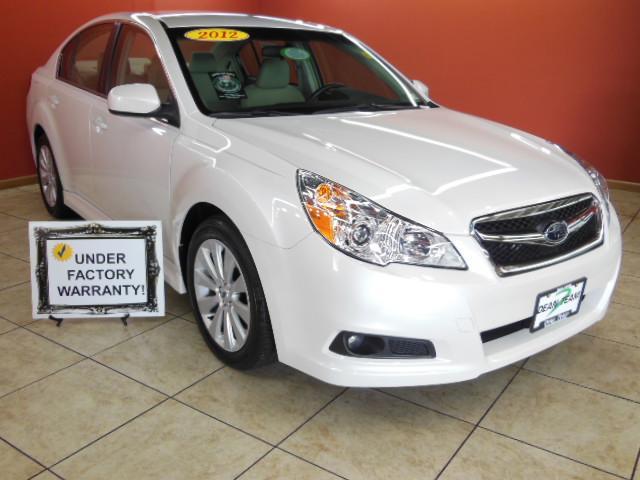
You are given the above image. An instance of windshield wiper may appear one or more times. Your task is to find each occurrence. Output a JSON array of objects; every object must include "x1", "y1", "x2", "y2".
[
  {"x1": 213, "y1": 109, "x2": 301, "y2": 118},
  {"x1": 311, "y1": 103, "x2": 420, "y2": 114}
]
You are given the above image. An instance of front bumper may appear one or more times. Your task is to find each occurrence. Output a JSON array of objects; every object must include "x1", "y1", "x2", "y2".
[{"x1": 247, "y1": 210, "x2": 622, "y2": 387}]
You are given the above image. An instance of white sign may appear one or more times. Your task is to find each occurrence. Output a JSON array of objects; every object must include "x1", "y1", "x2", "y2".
[{"x1": 29, "y1": 221, "x2": 164, "y2": 319}]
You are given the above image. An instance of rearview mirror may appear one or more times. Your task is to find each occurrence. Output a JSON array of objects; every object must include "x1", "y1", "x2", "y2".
[
  {"x1": 108, "y1": 83, "x2": 161, "y2": 116},
  {"x1": 412, "y1": 80, "x2": 429, "y2": 100}
]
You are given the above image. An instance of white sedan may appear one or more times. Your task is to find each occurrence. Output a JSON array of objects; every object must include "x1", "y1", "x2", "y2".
[{"x1": 27, "y1": 12, "x2": 621, "y2": 387}]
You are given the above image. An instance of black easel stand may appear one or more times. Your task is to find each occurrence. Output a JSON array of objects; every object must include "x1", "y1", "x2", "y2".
[{"x1": 48, "y1": 314, "x2": 130, "y2": 327}]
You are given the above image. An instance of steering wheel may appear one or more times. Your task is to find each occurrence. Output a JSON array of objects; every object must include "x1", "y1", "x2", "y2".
[{"x1": 308, "y1": 83, "x2": 346, "y2": 102}]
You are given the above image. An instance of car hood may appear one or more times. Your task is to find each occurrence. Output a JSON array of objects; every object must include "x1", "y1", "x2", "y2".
[{"x1": 215, "y1": 107, "x2": 596, "y2": 234}]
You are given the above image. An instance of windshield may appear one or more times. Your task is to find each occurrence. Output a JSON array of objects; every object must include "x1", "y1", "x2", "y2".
[{"x1": 168, "y1": 27, "x2": 429, "y2": 116}]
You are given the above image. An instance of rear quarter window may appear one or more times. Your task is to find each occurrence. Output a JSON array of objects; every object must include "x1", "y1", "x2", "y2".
[{"x1": 58, "y1": 23, "x2": 114, "y2": 94}]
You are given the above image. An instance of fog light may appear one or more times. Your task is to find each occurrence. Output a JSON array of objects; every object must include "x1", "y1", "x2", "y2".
[{"x1": 329, "y1": 331, "x2": 436, "y2": 358}]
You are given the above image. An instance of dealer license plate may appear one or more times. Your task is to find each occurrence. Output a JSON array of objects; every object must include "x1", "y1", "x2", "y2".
[{"x1": 531, "y1": 278, "x2": 587, "y2": 332}]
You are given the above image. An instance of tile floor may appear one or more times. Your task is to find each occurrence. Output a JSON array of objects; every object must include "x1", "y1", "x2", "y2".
[{"x1": 0, "y1": 183, "x2": 638, "y2": 480}]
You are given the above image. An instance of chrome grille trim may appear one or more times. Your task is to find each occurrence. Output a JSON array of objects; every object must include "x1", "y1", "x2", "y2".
[{"x1": 471, "y1": 193, "x2": 604, "y2": 276}]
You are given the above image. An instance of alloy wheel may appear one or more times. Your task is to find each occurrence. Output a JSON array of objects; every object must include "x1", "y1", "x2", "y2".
[{"x1": 193, "y1": 238, "x2": 251, "y2": 352}]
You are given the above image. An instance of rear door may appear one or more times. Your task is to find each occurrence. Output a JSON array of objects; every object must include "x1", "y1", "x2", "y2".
[
  {"x1": 49, "y1": 22, "x2": 116, "y2": 201},
  {"x1": 89, "y1": 24, "x2": 179, "y2": 234}
]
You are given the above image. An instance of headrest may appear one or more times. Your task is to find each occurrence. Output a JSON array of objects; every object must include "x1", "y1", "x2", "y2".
[
  {"x1": 256, "y1": 58, "x2": 290, "y2": 89},
  {"x1": 190, "y1": 52, "x2": 217, "y2": 73},
  {"x1": 262, "y1": 45, "x2": 283, "y2": 58}
]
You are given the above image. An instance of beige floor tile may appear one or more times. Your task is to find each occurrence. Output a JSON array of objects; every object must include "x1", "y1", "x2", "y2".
[
  {"x1": 0, "y1": 254, "x2": 29, "y2": 290},
  {"x1": 26, "y1": 315, "x2": 173, "y2": 356},
  {"x1": 527, "y1": 334, "x2": 640, "y2": 401},
  {"x1": 587, "y1": 303, "x2": 640, "y2": 347},
  {"x1": 441, "y1": 428, "x2": 616, "y2": 480},
  {"x1": 54, "y1": 399, "x2": 269, "y2": 480},
  {"x1": 622, "y1": 250, "x2": 640, "y2": 277},
  {"x1": 611, "y1": 189, "x2": 640, "y2": 217},
  {"x1": 620, "y1": 215, "x2": 633, "y2": 231},
  {"x1": 0, "y1": 190, "x2": 53, "y2": 221},
  {"x1": 0, "y1": 360, "x2": 164, "y2": 466},
  {"x1": 240, "y1": 449, "x2": 339, "y2": 480},
  {"x1": 0, "y1": 328, "x2": 82, "y2": 397},
  {"x1": 0, "y1": 439, "x2": 44, "y2": 480},
  {"x1": 0, "y1": 317, "x2": 17, "y2": 334},
  {"x1": 613, "y1": 274, "x2": 640, "y2": 308},
  {"x1": 624, "y1": 220, "x2": 640, "y2": 253},
  {"x1": 31, "y1": 471, "x2": 58, "y2": 479},
  {"x1": 16, "y1": 184, "x2": 40, "y2": 194},
  {"x1": 382, "y1": 366, "x2": 517, "y2": 423},
  {"x1": 0, "y1": 227, "x2": 29, "y2": 261},
  {"x1": 0, "y1": 282, "x2": 33, "y2": 325},
  {"x1": 282, "y1": 389, "x2": 472, "y2": 480},
  {"x1": 0, "y1": 213, "x2": 28, "y2": 234},
  {"x1": 181, "y1": 311, "x2": 196, "y2": 323},
  {"x1": 165, "y1": 286, "x2": 192, "y2": 316},
  {"x1": 177, "y1": 364, "x2": 342, "y2": 444},
  {"x1": 481, "y1": 370, "x2": 640, "y2": 476},
  {"x1": 94, "y1": 318, "x2": 221, "y2": 395}
]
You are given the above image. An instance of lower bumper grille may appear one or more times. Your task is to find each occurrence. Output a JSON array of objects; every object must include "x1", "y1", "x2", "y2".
[{"x1": 472, "y1": 194, "x2": 604, "y2": 275}]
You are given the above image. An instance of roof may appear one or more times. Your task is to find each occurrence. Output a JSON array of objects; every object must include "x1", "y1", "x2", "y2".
[{"x1": 123, "y1": 11, "x2": 341, "y2": 32}]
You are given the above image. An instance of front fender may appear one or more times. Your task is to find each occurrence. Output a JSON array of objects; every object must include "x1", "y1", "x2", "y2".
[{"x1": 170, "y1": 135, "x2": 313, "y2": 274}]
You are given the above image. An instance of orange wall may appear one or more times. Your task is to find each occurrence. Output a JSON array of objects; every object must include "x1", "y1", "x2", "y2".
[
  {"x1": 257, "y1": 0, "x2": 640, "y2": 182},
  {"x1": 2, "y1": 1, "x2": 639, "y2": 182},
  {"x1": 0, "y1": 0, "x2": 259, "y2": 181}
]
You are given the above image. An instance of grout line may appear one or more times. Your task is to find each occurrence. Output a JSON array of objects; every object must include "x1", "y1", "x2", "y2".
[
  {"x1": 172, "y1": 397, "x2": 278, "y2": 447},
  {"x1": 376, "y1": 388, "x2": 476, "y2": 426},
  {"x1": 631, "y1": 446, "x2": 640, "y2": 480},
  {"x1": 611, "y1": 300, "x2": 640, "y2": 311},
  {"x1": 0, "y1": 436, "x2": 50, "y2": 474},
  {"x1": 0, "y1": 250, "x2": 30, "y2": 264},
  {"x1": 87, "y1": 315, "x2": 177, "y2": 357},
  {"x1": 235, "y1": 387, "x2": 350, "y2": 480},
  {"x1": 434, "y1": 361, "x2": 525, "y2": 479},
  {"x1": 233, "y1": 447, "x2": 276, "y2": 480},
  {"x1": 580, "y1": 331, "x2": 640, "y2": 350},
  {"x1": 521, "y1": 367, "x2": 640, "y2": 405},
  {"x1": 0, "y1": 315, "x2": 178, "y2": 400},
  {"x1": 48, "y1": 398, "x2": 171, "y2": 471},
  {"x1": 0, "y1": 357, "x2": 87, "y2": 401},
  {"x1": 274, "y1": 448, "x2": 351, "y2": 480},
  {"x1": 0, "y1": 279, "x2": 30, "y2": 293},
  {"x1": 478, "y1": 426, "x2": 629, "y2": 480}
]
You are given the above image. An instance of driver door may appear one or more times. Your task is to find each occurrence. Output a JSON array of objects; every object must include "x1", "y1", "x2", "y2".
[{"x1": 89, "y1": 24, "x2": 179, "y2": 233}]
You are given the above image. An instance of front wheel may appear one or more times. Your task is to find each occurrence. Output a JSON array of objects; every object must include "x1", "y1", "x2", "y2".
[{"x1": 187, "y1": 217, "x2": 276, "y2": 369}]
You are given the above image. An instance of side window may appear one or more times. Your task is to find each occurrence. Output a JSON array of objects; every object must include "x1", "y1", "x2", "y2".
[
  {"x1": 110, "y1": 25, "x2": 174, "y2": 105},
  {"x1": 59, "y1": 23, "x2": 114, "y2": 93}
]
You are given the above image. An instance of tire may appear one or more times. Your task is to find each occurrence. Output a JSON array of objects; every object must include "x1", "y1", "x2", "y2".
[
  {"x1": 187, "y1": 217, "x2": 276, "y2": 369},
  {"x1": 35, "y1": 135, "x2": 72, "y2": 218}
]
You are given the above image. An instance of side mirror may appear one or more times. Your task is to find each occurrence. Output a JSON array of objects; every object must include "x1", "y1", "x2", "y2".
[
  {"x1": 108, "y1": 83, "x2": 161, "y2": 116},
  {"x1": 412, "y1": 80, "x2": 429, "y2": 100}
]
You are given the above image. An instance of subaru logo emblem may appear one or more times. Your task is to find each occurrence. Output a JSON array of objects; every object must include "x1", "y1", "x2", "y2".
[{"x1": 544, "y1": 221, "x2": 569, "y2": 244}]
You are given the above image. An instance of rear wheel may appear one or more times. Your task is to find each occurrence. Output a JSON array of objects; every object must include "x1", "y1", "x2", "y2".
[
  {"x1": 187, "y1": 217, "x2": 276, "y2": 369},
  {"x1": 36, "y1": 135, "x2": 72, "y2": 218}
]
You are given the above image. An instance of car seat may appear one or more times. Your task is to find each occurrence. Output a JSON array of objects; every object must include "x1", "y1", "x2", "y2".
[
  {"x1": 242, "y1": 58, "x2": 304, "y2": 108},
  {"x1": 189, "y1": 52, "x2": 221, "y2": 110}
]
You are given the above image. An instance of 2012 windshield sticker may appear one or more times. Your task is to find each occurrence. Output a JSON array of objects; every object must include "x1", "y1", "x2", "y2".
[{"x1": 185, "y1": 28, "x2": 249, "y2": 42}]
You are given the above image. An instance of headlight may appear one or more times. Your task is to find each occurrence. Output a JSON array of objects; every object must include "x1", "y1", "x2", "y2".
[
  {"x1": 558, "y1": 146, "x2": 610, "y2": 205},
  {"x1": 297, "y1": 170, "x2": 466, "y2": 269}
]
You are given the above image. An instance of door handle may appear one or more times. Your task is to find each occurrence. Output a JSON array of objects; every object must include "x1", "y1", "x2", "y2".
[
  {"x1": 48, "y1": 95, "x2": 60, "y2": 109},
  {"x1": 93, "y1": 116, "x2": 108, "y2": 133}
]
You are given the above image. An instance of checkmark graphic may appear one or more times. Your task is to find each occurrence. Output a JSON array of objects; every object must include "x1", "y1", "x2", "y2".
[{"x1": 52, "y1": 243, "x2": 73, "y2": 262}]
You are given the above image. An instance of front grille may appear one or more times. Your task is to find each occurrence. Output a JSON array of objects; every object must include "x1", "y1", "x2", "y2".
[{"x1": 472, "y1": 194, "x2": 603, "y2": 275}]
